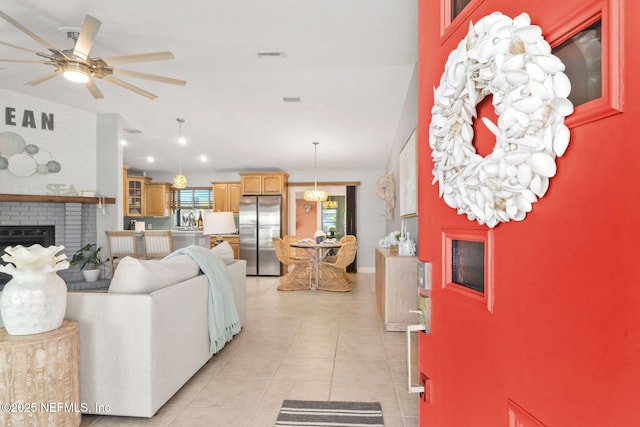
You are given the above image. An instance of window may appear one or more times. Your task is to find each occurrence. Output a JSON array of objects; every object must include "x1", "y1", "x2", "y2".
[
  {"x1": 553, "y1": 20, "x2": 602, "y2": 107},
  {"x1": 171, "y1": 188, "x2": 212, "y2": 209},
  {"x1": 451, "y1": 0, "x2": 472, "y2": 20},
  {"x1": 442, "y1": 227, "x2": 494, "y2": 312},
  {"x1": 171, "y1": 188, "x2": 213, "y2": 228}
]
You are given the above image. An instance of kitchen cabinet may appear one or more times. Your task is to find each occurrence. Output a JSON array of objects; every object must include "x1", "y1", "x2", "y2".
[
  {"x1": 209, "y1": 235, "x2": 240, "y2": 259},
  {"x1": 375, "y1": 247, "x2": 418, "y2": 331},
  {"x1": 145, "y1": 183, "x2": 172, "y2": 216},
  {"x1": 212, "y1": 182, "x2": 241, "y2": 215},
  {"x1": 239, "y1": 172, "x2": 288, "y2": 195},
  {"x1": 124, "y1": 171, "x2": 149, "y2": 217}
]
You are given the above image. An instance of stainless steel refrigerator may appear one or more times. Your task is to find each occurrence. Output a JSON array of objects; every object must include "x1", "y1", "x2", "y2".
[{"x1": 239, "y1": 195, "x2": 281, "y2": 276}]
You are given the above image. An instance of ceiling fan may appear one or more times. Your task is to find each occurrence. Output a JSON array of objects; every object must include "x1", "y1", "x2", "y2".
[{"x1": 0, "y1": 11, "x2": 186, "y2": 100}]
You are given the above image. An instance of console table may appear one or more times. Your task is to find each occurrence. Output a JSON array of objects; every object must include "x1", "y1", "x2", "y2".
[
  {"x1": 375, "y1": 247, "x2": 418, "y2": 331},
  {"x1": 0, "y1": 320, "x2": 80, "y2": 426}
]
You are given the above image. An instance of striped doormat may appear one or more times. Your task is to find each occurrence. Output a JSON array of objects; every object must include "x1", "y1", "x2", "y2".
[{"x1": 275, "y1": 400, "x2": 384, "y2": 426}]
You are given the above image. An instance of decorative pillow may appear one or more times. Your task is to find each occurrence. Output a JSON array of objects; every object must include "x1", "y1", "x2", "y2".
[
  {"x1": 108, "y1": 254, "x2": 200, "y2": 294},
  {"x1": 211, "y1": 241, "x2": 235, "y2": 265}
]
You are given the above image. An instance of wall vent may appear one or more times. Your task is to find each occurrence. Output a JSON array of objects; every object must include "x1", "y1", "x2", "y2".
[{"x1": 257, "y1": 51, "x2": 285, "y2": 58}]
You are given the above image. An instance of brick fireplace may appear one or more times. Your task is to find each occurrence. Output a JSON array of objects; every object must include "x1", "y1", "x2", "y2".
[{"x1": 0, "y1": 197, "x2": 106, "y2": 289}]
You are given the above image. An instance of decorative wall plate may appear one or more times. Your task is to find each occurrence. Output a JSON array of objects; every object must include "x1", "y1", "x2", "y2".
[{"x1": 429, "y1": 12, "x2": 573, "y2": 227}]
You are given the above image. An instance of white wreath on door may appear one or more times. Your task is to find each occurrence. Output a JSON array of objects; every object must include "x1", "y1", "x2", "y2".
[{"x1": 429, "y1": 12, "x2": 573, "y2": 228}]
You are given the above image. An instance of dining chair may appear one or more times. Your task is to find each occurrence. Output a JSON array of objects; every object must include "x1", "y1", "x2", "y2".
[
  {"x1": 324, "y1": 234, "x2": 357, "y2": 281},
  {"x1": 141, "y1": 230, "x2": 174, "y2": 259},
  {"x1": 105, "y1": 230, "x2": 138, "y2": 278},
  {"x1": 283, "y1": 234, "x2": 306, "y2": 261},
  {"x1": 318, "y1": 241, "x2": 358, "y2": 291},
  {"x1": 273, "y1": 237, "x2": 312, "y2": 291},
  {"x1": 340, "y1": 235, "x2": 357, "y2": 243}
]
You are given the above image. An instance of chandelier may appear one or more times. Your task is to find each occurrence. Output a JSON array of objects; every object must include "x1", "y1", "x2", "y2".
[
  {"x1": 304, "y1": 142, "x2": 328, "y2": 202},
  {"x1": 173, "y1": 118, "x2": 187, "y2": 189}
]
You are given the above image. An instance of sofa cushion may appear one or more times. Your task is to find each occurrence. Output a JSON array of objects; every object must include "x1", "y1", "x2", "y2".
[
  {"x1": 210, "y1": 241, "x2": 235, "y2": 265},
  {"x1": 108, "y1": 255, "x2": 201, "y2": 294}
]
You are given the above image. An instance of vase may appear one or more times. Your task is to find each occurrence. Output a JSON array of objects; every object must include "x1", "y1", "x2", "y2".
[
  {"x1": 82, "y1": 268, "x2": 100, "y2": 282},
  {"x1": 0, "y1": 244, "x2": 69, "y2": 335}
]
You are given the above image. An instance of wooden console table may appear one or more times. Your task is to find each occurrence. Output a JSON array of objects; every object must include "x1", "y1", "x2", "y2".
[
  {"x1": 375, "y1": 247, "x2": 418, "y2": 331},
  {"x1": 0, "y1": 320, "x2": 80, "y2": 426}
]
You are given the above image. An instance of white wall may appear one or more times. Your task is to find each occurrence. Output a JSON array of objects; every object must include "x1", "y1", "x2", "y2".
[
  {"x1": 384, "y1": 63, "x2": 419, "y2": 242},
  {"x1": 0, "y1": 88, "x2": 97, "y2": 196}
]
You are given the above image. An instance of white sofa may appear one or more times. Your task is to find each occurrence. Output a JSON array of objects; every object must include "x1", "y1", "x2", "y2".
[{"x1": 65, "y1": 257, "x2": 246, "y2": 417}]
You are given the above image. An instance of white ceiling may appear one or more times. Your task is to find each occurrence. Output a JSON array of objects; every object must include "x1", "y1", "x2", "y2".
[{"x1": 0, "y1": 1, "x2": 417, "y2": 176}]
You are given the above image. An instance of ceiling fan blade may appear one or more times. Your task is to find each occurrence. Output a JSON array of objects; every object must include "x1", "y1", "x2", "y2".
[
  {"x1": 0, "y1": 11, "x2": 58, "y2": 53},
  {"x1": 101, "y1": 51, "x2": 175, "y2": 66},
  {"x1": 25, "y1": 70, "x2": 61, "y2": 86},
  {"x1": 0, "y1": 58, "x2": 48, "y2": 64},
  {"x1": 103, "y1": 75, "x2": 157, "y2": 100},
  {"x1": 112, "y1": 68, "x2": 186, "y2": 86},
  {"x1": 73, "y1": 15, "x2": 101, "y2": 61},
  {"x1": 0, "y1": 40, "x2": 39, "y2": 54},
  {"x1": 86, "y1": 78, "x2": 104, "y2": 99}
]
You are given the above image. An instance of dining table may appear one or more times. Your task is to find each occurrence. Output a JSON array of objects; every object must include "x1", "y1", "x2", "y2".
[{"x1": 290, "y1": 239, "x2": 342, "y2": 289}]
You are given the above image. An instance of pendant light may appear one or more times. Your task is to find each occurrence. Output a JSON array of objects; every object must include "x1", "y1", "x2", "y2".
[
  {"x1": 304, "y1": 142, "x2": 328, "y2": 202},
  {"x1": 173, "y1": 118, "x2": 187, "y2": 189}
]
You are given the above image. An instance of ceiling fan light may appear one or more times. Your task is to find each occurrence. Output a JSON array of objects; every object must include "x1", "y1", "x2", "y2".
[{"x1": 62, "y1": 63, "x2": 90, "y2": 83}]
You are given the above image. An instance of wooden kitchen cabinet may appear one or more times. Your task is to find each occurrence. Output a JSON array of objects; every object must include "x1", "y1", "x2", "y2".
[
  {"x1": 212, "y1": 182, "x2": 241, "y2": 215},
  {"x1": 124, "y1": 172, "x2": 149, "y2": 217},
  {"x1": 239, "y1": 172, "x2": 288, "y2": 195},
  {"x1": 209, "y1": 235, "x2": 240, "y2": 259},
  {"x1": 145, "y1": 183, "x2": 172, "y2": 216},
  {"x1": 375, "y1": 247, "x2": 418, "y2": 331}
]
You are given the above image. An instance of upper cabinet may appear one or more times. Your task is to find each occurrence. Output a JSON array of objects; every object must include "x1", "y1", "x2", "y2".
[
  {"x1": 124, "y1": 168, "x2": 149, "y2": 216},
  {"x1": 212, "y1": 182, "x2": 241, "y2": 215},
  {"x1": 240, "y1": 172, "x2": 288, "y2": 195},
  {"x1": 145, "y1": 183, "x2": 172, "y2": 217},
  {"x1": 123, "y1": 167, "x2": 170, "y2": 217}
]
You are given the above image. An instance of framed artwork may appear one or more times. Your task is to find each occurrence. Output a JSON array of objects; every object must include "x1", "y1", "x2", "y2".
[{"x1": 399, "y1": 128, "x2": 417, "y2": 217}]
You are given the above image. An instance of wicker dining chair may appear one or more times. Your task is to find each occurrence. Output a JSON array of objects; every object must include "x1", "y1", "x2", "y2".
[
  {"x1": 273, "y1": 237, "x2": 312, "y2": 291},
  {"x1": 318, "y1": 241, "x2": 358, "y2": 292},
  {"x1": 324, "y1": 235, "x2": 357, "y2": 282},
  {"x1": 141, "y1": 230, "x2": 174, "y2": 259},
  {"x1": 105, "y1": 230, "x2": 138, "y2": 278},
  {"x1": 283, "y1": 234, "x2": 308, "y2": 261}
]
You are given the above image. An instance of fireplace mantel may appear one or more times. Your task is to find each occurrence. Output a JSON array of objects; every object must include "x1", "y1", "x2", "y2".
[{"x1": 0, "y1": 194, "x2": 116, "y2": 204}]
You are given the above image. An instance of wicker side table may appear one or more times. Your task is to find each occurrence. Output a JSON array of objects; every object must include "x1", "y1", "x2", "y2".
[{"x1": 0, "y1": 320, "x2": 80, "y2": 427}]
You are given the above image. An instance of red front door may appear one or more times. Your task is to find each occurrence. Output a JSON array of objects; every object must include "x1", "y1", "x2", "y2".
[{"x1": 417, "y1": 0, "x2": 639, "y2": 425}]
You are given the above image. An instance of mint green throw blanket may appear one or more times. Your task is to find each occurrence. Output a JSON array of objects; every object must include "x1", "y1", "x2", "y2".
[{"x1": 166, "y1": 245, "x2": 241, "y2": 353}]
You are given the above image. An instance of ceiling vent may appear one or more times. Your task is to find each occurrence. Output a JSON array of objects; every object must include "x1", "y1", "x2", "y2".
[
  {"x1": 257, "y1": 51, "x2": 285, "y2": 58},
  {"x1": 123, "y1": 128, "x2": 142, "y2": 134},
  {"x1": 283, "y1": 97, "x2": 301, "y2": 103}
]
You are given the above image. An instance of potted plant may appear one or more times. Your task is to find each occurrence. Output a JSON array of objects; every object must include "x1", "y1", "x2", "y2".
[{"x1": 70, "y1": 243, "x2": 105, "y2": 282}]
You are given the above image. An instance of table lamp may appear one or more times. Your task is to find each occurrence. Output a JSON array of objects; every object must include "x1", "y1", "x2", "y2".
[{"x1": 203, "y1": 211, "x2": 237, "y2": 245}]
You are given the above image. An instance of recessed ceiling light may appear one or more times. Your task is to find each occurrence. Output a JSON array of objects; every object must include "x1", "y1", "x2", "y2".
[
  {"x1": 200, "y1": 155, "x2": 208, "y2": 162},
  {"x1": 121, "y1": 140, "x2": 127, "y2": 146},
  {"x1": 146, "y1": 156, "x2": 154, "y2": 163}
]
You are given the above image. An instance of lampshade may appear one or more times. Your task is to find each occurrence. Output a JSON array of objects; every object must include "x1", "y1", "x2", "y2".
[
  {"x1": 173, "y1": 118, "x2": 187, "y2": 188},
  {"x1": 303, "y1": 141, "x2": 328, "y2": 202},
  {"x1": 173, "y1": 174, "x2": 187, "y2": 189},
  {"x1": 304, "y1": 189, "x2": 328, "y2": 202},
  {"x1": 203, "y1": 212, "x2": 237, "y2": 236}
]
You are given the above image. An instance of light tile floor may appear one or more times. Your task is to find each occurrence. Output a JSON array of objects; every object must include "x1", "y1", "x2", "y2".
[{"x1": 81, "y1": 273, "x2": 419, "y2": 426}]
